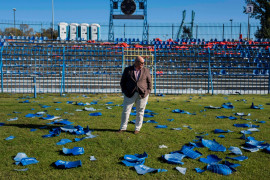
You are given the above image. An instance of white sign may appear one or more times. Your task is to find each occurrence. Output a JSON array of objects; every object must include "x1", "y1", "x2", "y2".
[{"x1": 246, "y1": 4, "x2": 254, "y2": 13}]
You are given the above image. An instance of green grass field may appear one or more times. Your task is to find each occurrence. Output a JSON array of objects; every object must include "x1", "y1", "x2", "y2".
[{"x1": 0, "y1": 93, "x2": 270, "y2": 180}]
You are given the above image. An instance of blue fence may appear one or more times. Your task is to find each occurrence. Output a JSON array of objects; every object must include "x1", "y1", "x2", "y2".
[{"x1": 0, "y1": 41, "x2": 270, "y2": 95}]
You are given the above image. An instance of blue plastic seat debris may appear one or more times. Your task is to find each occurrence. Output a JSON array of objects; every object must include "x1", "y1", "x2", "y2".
[
  {"x1": 167, "y1": 119, "x2": 174, "y2": 122},
  {"x1": 42, "y1": 128, "x2": 61, "y2": 138},
  {"x1": 199, "y1": 155, "x2": 222, "y2": 164},
  {"x1": 122, "y1": 152, "x2": 148, "y2": 167},
  {"x1": 42, "y1": 115, "x2": 60, "y2": 120},
  {"x1": 162, "y1": 153, "x2": 186, "y2": 165},
  {"x1": 19, "y1": 100, "x2": 30, "y2": 103},
  {"x1": 216, "y1": 116, "x2": 228, "y2": 119},
  {"x1": 225, "y1": 156, "x2": 248, "y2": 161},
  {"x1": 41, "y1": 105, "x2": 51, "y2": 108},
  {"x1": 144, "y1": 114, "x2": 154, "y2": 118},
  {"x1": 214, "y1": 129, "x2": 233, "y2": 133},
  {"x1": 134, "y1": 165, "x2": 167, "y2": 175},
  {"x1": 195, "y1": 168, "x2": 206, "y2": 173},
  {"x1": 172, "y1": 109, "x2": 195, "y2": 115},
  {"x1": 56, "y1": 139, "x2": 72, "y2": 145},
  {"x1": 63, "y1": 147, "x2": 84, "y2": 156},
  {"x1": 155, "y1": 125, "x2": 168, "y2": 128},
  {"x1": 204, "y1": 105, "x2": 221, "y2": 109},
  {"x1": 54, "y1": 160, "x2": 82, "y2": 169},
  {"x1": 206, "y1": 164, "x2": 234, "y2": 175},
  {"x1": 228, "y1": 146, "x2": 242, "y2": 155},
  {"x1": 234, "y1": 124, "x2": 259, "y2": 128},
  {"x1": 47, "y1": 119, "x2": 73, "y2": 125},
  {"x1": 14, "y1": 152, "x2": 39, "y2": 166},
  {"x1": 25, "y1": 113, "x2": 43, "y2": 118},
  {"x1": 89, "y1": 112, "x2": 102, "y2": 116},
  {"x1": 0, "y1": 123, "x2": 5, "y2": 126},
  {"x1": 235, "y1": 112, "x2": 250, "y2": 116},
  {"x1": 179, "y1": 145, "x2": 202, "y2": 159},
  {"x1": 222, "y1": 103, "x2": 234, "y2": 109},
  {"x1": 224, "y1": 161, "x2": 241, "y2": 168},
  {"x1": 146, "y1": 120, "x2": 158, "y2": 123},
  {"x1": 74, "y1": 132, "x2": 97, "y2": 142},
  {"x1": 250, "y1": 102, "x2": 264, "y2": 109},
  {"x1": 5, "y1": 136, "x2": 15, "y2": 140},
  {"x1": 202, "y1": 139, "x2": 226, "y2": 152},
  {"x1": 20, "y1": 158, "x2": 39, "y2": 166},
  {"x1": 7, "y1": 117, "x2": 18, "y2": 121},
  {"x1": 240, "y1": 130, "x2": 252, "y2": 134},
  {"x1": 171, "y1": 128, "x2": 182, "y2": 131}
]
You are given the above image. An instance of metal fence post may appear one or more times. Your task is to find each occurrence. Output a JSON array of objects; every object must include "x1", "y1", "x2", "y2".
[
  {"x1": 154, "y1": 46, "x2": 156, "y2": 95},
  {"x1": 268, "y1": 55, "x2": 270, "y2": 94},
  {"x1": 60, "y1": 47, "x2": 66, "y2": 96},
  {"x1": 121, "y1": 47, "x2": 124, "y2": 73},
  {"x1": 0, "y1": 46, "x2": 3, "y2": 93},
  {"x1": 207, "y1": 48, "x2": 213, "y2": 94}
]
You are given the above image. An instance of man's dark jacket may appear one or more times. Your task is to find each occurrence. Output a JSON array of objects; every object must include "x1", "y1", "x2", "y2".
[{"x1": 120, "y1": 66, "x2": 152, "y2": 98}]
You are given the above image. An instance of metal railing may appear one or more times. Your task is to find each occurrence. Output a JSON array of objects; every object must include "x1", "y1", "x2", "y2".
[{"x1": 0, "y1": 42, "x2": 269, "y2": 95}]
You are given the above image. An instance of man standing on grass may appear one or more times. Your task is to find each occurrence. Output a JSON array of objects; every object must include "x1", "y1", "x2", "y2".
[{"x1": 118, "y1": 56, "x2": 152, "y2": 134}]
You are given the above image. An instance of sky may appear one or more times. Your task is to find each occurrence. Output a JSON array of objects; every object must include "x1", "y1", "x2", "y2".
[{"x1": 0, "y1": 0, "x2": 259, "y2": 25}]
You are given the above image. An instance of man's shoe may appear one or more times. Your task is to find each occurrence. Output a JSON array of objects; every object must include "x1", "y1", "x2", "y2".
[
  {"x1": 117, "y1": 130, "x2": 126, "y2": 133},
  {"x1": 134, "y1": 130, "x2": 140, "y2": 134}
]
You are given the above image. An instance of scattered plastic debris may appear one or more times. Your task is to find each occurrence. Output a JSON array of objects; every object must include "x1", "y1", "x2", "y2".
[
  {"x1": 89, "y1": 112, "x2": 102, "y2": 116},
  {"x1": 250, "y1": 102, "x2": 264, "y2": 110},
  {"x1": 122, "y1": 152, "x2": 148, "y2": 167},
  {"x1": 176, "y1": 167, "x2": 186, "y2": 175},
  {"x1": 202, "y1": 139, "x2": 226, "y2": 152},
  {"x1": 179, "y1": 145, "x2": 202, "y2": 159},
  {"x1": 90, "y1": 156, "x2": 97, "y2": 161},
  {"x1": 155, "y1": 125, "x2": 168, "y2": 128},
  {"x1": 14, "y1": 153, "x2": 39, "y2": 166},
  {"x1": 171, "y1": 128, "x2": 182, "y2": 131},
  {"x1": 214, "y1": 129, "x2": 233, "y2": 134},
  {"x1": 225, "y1": 156, "x2": 248, "y2": 161},
  {"x1": 206, "y1": 164, "x2": 234, "y2": 175},
  {"x1": 234, "y1": 124, "x2": 259, "y2": 128},
  {"x1": 204, "y1": 106, "x2": 221, "y2": 109},
  {"x1": 228, "y1": 146, "x2": 242, "y2": 155},
  {"x1": 0, "y1": 123, "x2": 5, "y2": 126},
  {"x1": 162, "y1": 153, "x2": 186, "y2": 165},
  {"x1": 84, "y1": 107, "x2": 96, "y2": 111},
  {"x1": 134, "y1": 165, "x2": 167, "y2": 175},
  {"x1": 5, "y1": 136, "x2": 15, "y2": 140},
  {"x1": 62, "y1": 147, "x2": 84, "y2": 156},
  {"x1": 42, "y1": 128, "x2": 61, "y2": 138},
  {"x1": 172, "y1": 109, "x2": 195, "y2": 115},
  {"x1": 195, "y1": 168, "x2": 206, "y2": 173},
  {"x1": 42, "y1": 115, "x2": 60, "y2": 120},
  {"x1": 199, "y1": 155, "x2": 222, "y2": 164},
  {"x1": 7, "y1": 117, "x2": 18, "y2": 121},
  {"x1": 167, "y1": 119, "x2": 174, "y2": 122},
  {"x1": 56, "y1": 139, "x2": 72, "y2": 145},
  {"x1": 146, "y1": 120, "x2": 158, "y2": 123},
  {"x1": 159, "y1": 145, "x2": 168, "y2": 148},
  {"x1": 54, "y1": 160, "x2": 82, "y2": 169}
]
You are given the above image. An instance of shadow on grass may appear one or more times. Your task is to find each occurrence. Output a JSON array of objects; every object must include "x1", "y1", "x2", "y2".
[
  {"x1": 2, "y1": 123, "x2": 61, "y2": 130},
  {"x1": 2, "y1": 123, "x2": 140, "y2": 134}
]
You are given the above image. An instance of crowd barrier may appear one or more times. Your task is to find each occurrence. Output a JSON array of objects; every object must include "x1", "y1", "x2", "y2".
[{"x1": 0, "y1": 41, "x2": 269, "y2": 95}]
